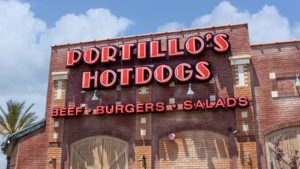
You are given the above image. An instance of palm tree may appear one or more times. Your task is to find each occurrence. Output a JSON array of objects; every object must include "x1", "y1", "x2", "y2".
[{"x1": 0, "y1": 100, "x2": 37, "y2": 137}]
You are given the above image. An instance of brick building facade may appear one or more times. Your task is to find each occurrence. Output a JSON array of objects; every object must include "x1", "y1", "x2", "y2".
[{"x1": 2, "y1": 23, "x2": 300, "y2": 169}]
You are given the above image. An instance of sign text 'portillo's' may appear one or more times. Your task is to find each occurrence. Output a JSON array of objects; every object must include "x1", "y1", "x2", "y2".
[{"x1": 66, "y1": 33, "x2": 230, "y2": 89}]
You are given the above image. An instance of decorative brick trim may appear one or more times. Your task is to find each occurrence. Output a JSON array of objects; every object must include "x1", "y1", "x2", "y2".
[
  {"x1": 229, "y1": 55, "x2": 251, "y2": 65},
  {"x1": 157, "y1": 123, "x2": 228, "y2": 139},
  {"x1": 135, "y1": 139, "x2": 151, "y2": 146},
  {"x1": 263, "y1": 120, "x2": 300, "y2": 136},
  {"x1": 236, "y1": 135, "x2": 256, "y2": 142},
  {"x1": 52, "y1": 71, "x2": 69, "y2": 80},
  {"x1": 67, "y1": 129, "x2": 131, "y2": 144}
]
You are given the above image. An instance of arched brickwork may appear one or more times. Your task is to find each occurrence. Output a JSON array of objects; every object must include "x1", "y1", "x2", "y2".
[
  {"x1": 66, "y1": 128, "x2": 131, "y2": 144},
  {"x1": 62, "y1": 129, "x2": 133, "y2": 169},
  {"x1": 70, "y1": 135, "x2": 129, "y2": 169},
  {"x1": 263, "y1": 120, "x2": 300, "y2": 136},
  {"x1": 156, "y1": 125, "x2": 238, "y2": 169}
]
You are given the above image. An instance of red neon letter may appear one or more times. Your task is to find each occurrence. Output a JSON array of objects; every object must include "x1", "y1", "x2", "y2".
[
  {"x1": 119, "y1": 43, "x2": 135, "y2": 61},
  {"x1": 67, "y1": 49, "x2": 82, "y2": 67},
  {"x1": 82, "y1": 71, "x2": 99, "y2": 89},
  {"x1": 117, "y1": 68, "x2": 134, "y2": 86},
  {"x1": 214, "y1": 98, "x2": 226, "y2": 109},
  {"x1": 185, "y1": 36, "x2": 205, "y2": 55},
  {"x1": 195, "y1": 61, "x2": 212, "y2": 81},
  {"x1": 150, "y1": 40, "x2": 166, "y2": 58},
  {"x1": 100, "y1": 70, "x2": 117, "y2": 88},
  {"x1": 183, "y1": 100, "x2": 194, "y2": 111},
  {"x1": 101, "y1": 46, "x2": 118, "y2": 63},
  {"x1": 135, "y1": 67, "x2": 153, "y2": 85},
  {"x1": 51, "y1": 108, "x2": 60, "y2": 117},
  {"x1": 137, "y1": 42, "x2": 147, "y2": 60},
  {"x1": 168, "y1": 38, "x2": 184, "y2": 56},
  {"x1": 154, "y1": 65, "x2": 173, "y2": 84},
  {"x1": 175, "y1": 63, "x2": 193, "y2": 82},
  {"x1": 238, "y1": 97, "x2": 249, "y2": 107},
  {"x1": 213, "y1": 33, "x2": 230, "y2": 53},
  {"x1": 226, "y1": 97, "x2": 237, "y2": 108},
  {"x1": 83, "y1": 47, "x2": 100, "y2": 65}
]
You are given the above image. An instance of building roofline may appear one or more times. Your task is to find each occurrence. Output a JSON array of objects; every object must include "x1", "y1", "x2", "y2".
[
  {"x1": 1, "y1": 119, "x2": 45, "y2": 154},
  {"x1": 251, "y1": 40, "x2": 300, "y2": 47},
  {"x1": 51, "y1": 23, "x2": 248, "y2": 48}
]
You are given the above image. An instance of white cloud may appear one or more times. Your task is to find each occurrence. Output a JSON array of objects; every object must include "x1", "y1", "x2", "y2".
[
  {"x1": 0, "y1": 0, "x2": 133, "y2": 119},
  {"x1": 293, "y1": 22, "x2": 300, "y2": 36},
  {"x1": 191, "y1": 1, "x2": 249, "y2": 27},
  {"x1": 0, "y1": 0, "x2": 48, "y2": 115},
  {"x1": 0, "y1": 1, "x2": 133, "y2": 165},
  {"x1": 159, "y1": 1, "x2": 300, "y2": 43},
  {"x1": 156, "y1": 21, "x2": 185, "y2": 32},
  {"x1": 40, "y1": 8, "x2": 133, "y2": 45}
]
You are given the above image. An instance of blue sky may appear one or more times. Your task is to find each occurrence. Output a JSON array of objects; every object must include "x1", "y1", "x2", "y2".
[
  {"x1": 25, "y1": 0, "x2": 300, "y2": 35},
  {"x1": 0, "y1": 0, "x2": 300, "y2": 167}
]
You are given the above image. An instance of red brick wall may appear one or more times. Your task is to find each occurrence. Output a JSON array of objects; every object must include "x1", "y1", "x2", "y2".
[
  {"x1": 158, "y1": 130, "x2": 233, "y2": 169},
  {"x1": 11, "y1": 127, "x2": 48, "y2": 169},
  {"x1": 251, "y1": 41, "x2": 300, "y2": 169},
  {"x1": 45, "y1": 23, "x2": 254, "y2": 168},
  {"x1": 9, "y1": 23, "x2": 300, "y2": 169},
  {"x1": 49, "y1": 24, "x2": 251, "y2": 113}
]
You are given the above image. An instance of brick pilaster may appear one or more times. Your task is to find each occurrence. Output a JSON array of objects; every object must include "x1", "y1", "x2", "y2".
[
  {"x1": 230, "y1": 55, "x2": 258, "y2": 169},
  {"x1": 135, "y1": 85, "x2": 152, "y2": 169},
  {"x1": 47, "y1": 71, "x2": 69, "y2": 169}
]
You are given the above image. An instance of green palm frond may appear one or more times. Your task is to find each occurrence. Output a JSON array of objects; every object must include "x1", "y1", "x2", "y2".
[{"x1": 0, "y1": 100, "x2": 37, "y2": 137}]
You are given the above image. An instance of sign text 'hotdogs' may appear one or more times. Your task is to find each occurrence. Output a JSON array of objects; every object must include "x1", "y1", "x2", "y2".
[{"x1": 66, "y1": 33, "x2": 230, "y2": 89}]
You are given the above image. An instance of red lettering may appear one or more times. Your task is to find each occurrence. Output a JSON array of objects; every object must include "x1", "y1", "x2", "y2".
[
  {"x1": 136, "y1": 103, "x2": 144, "y2": 113},
  {"x1": 213, "y1": 33, "x2": 230, "y2": 53},
  {"x1": 117, "y1": 68, "x2": 133, "y2": 86},
  {"x1": 67, "y1": 50, "x2": 82, "y2": 67},
  {"x1": 137, "y1": 42, "x2": 147, "y2": 60},
  {"x1": 183, "y1": 100, "x2": 194, "y2": 111},
  {"x1": 175, "y1": 63, "x2": 193, "y2": 82},
  {"x1": 154, "y1": 65, "x2": 173, "y2": 84},
  {"x1": 100, "y1": 70, "x2": 117, "y2": 88},
  {"x1": 101, "y1": 46, "x2": 118, "y2": 63},
  {"x1": 106, "y1": 105, "x2": 115, "y2": 114},
  {"x1": 119, "y1": 44, "x2": 135, "y2": 61},
  {"x1": 168, "y1": 38, "x2": 184, "y2": 56},
  {"x1": 205, "y1": 99, "x2": 214, "y2": 109},
  {"x1": 67, "y1": 107, "x2": 75, "y2": 116},
  {"x1": 155, "y1": 102, "x2": 166, "y2": 112},
  {"x1": 135, "y1": 67, "x2": 153, "y2": 85},
  {"x1": 150, "y1": 40, "x2": 165, "y2": 58},
  {"x1": 96, "y1": 106, "x2": 105, "y2": 115},
  {"x1": 51, "y1": 108, "x2": 60, "y2": 117},
  {"x1": 226, "y1": 97, "x2": 237, "y2": 108},
  {"x1": 115, "y1": 105, "x2": 124, "y2": 114},
  {"x1": 84, "y1": 47, "x2": 100, "y2": 65},
  {"x1": 145, "y1": 103, "x2": 155, "y2": 113},
  {"x1": 214, "y1": 98, "x2": 226, "y2": 109},
  {"x1": 185, "y1": 36, "x2": 205, "y2": 55},
  {"x1": 195, "y1": 61, "x2": 212, "y2": 81},
  {"x1": 205, "y1": 33, "x2": 213, "y2": 44},
  {"x1": 76, "y1": 107, "x2": 84, "y2": 116},
  {"x1": 82, "y1": 71, "x2": 99, "y2": 89},
  {"x1": 125, "y1": 104, "x2": 135, "y2": 114},
  {"x1": 238, "y1": 97, "x2": 249, "y2": 107},
  {"x1": 60, "y1": 108, "x2": 67, "y2": 117},
  {"x1": 194, "y1": 100, "x2": 205, "y2": 110}
]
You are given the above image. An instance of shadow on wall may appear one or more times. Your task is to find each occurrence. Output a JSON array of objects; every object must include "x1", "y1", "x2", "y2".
[
  {"x1": 70, "y1": 136, "x2": 128, "y2": 169},
  {"x1": 158, "y1": 130, "x2": 235, "y2": 168}
]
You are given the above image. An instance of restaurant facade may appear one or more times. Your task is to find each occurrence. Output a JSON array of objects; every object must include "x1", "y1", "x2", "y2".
[{"x1": 2, "y1": 23, "x2": 300, "y2": 169}]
